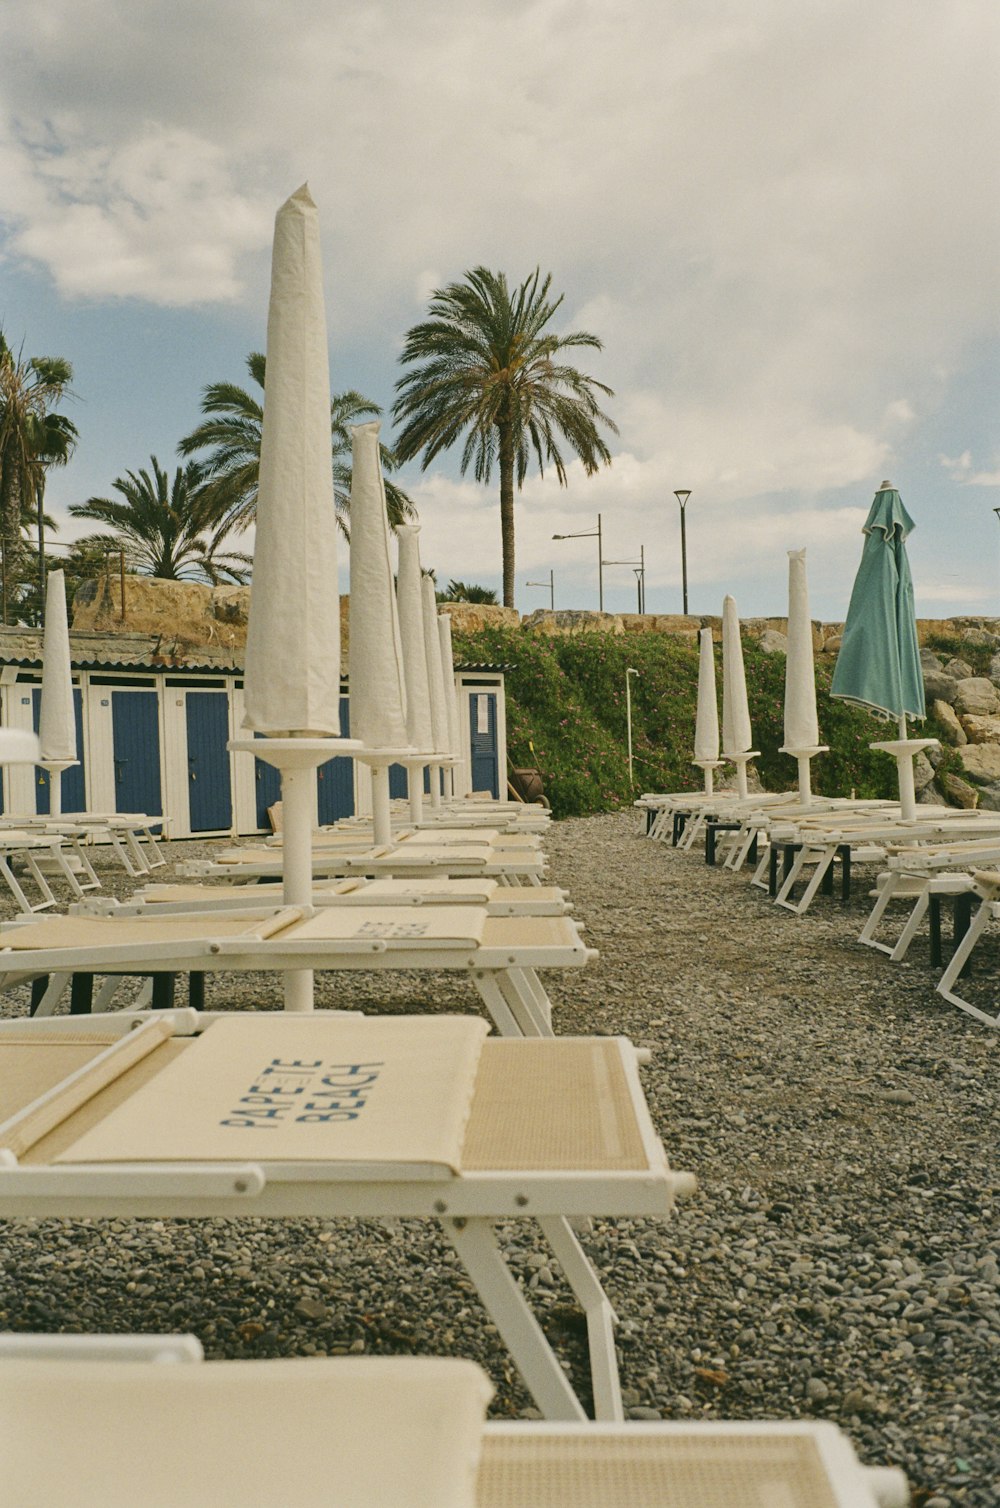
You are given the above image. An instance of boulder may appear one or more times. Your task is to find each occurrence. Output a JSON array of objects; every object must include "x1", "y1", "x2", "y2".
[
  {"x1": 960, "y1": 626, "x2": 1000, "y2": 649},
  {"x1": 757, "y1": 629, "x2": 789, "y2": 655},
  {"x1": 522, "y1": 609, "x2": 624, "y2": 636},
  {"x1": 441, "y1": 603, "x2": 519, "y2": 634},
  {"x1": 938, "y1": 771, "x2": 980, "y2": 809},
  {"x1": 920, "y1": 647, "x2": 944, "y2": 673},
  {"x1": 973, "y1": 781, "x2": 1000, "y2": 812},
  {"x1": 954, "y1": 677, "x2": 1000, "y2": 717},
  {"x1": 944, "y1": 657, "x2": 975, "y2": 681},
  {"x1": 931, "y1": 699, "x2": 966, "y2": 745},
  {"x1": 988, "y1": 652, "x2": 1000, "y2": 686},
  {"x1": 958, "y1": 713, "x2": 1000, "y2": 744},
  {"x1": 912, "y1": 751, "x2": 937, "y2": 791},
  {"x1": 957, "y1": 742, "x2": 1000, "y2": 785},
  {"x1": 72, "y1": 575, "x2": 250, "y2": 649},
  {"x1": 618, "y1": 613, "x2": 701, "y2": 638},
  {"x1": 922, "y1": 670, "x2": 959, "y2": 705},
  {"x1": 821, "y1": 634, "x2": 843, "y2": 655}
]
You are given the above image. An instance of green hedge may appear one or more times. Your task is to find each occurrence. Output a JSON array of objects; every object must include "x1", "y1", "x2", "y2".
[{"x1": 453, "y1": 625, "x2": 918, "y2": 818}]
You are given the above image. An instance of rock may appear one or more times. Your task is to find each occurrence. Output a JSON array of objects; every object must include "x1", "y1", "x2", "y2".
[
  {"x1": 822, "y1": 634, "x2": 843, "y2": 654},
  {"x1": 841, "y1": 1386, "x2": 877, "y2": 1415},
  {"x1": 758, "y1": 629, "x2": 789, "y2": 655},
  {"x1": 923, "y1": 670, "x2": 959, "y2": 705},
  {"x1": 920, "y1": 648, "x2": 944, "y2": 673},
  {"x1": 960, "y1": 626, "x2": 1000, "y2": 649},
  {"x1": 442, "y1": 602, "x2": 519, "y2": 633},
  {"x1": 805, "y1": 1377, "x2": 830, "y2": 1403},
  {"x1": 944, "y1": 658, "x2": 976, "y2": 681},
  {"x1": 958, "y1": 713, "x2": 1000, "y2": 743},
  {"x1": 958, "y1": 743, "x2": 1000, "y2": 784},
  {"x1": 938, "y1": 771, "x2": 980, "y2": 809},
  {"x1": 522, "y1": 609, "x2": 625, "y2": 636},
  {"x1": 989, "y1": 652, "x2": 1000, "y2": 685},
  {"x1": 932, "y1": 700, "x2": 967, "y2": 745},
  {"x1": 953, "y1": 678, "x2": 1000, "y2": 717},
  {"x1": 912, "y1": 752, "x2": 937, "y2": 791},
  {"x1": 294, "y1": 1296, "x2": 330, "y2": 1322}
]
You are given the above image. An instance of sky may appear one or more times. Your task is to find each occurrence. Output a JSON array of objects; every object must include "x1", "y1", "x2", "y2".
[{"x1": 1, "y1": 0, "x2": 998, "y2": 623}]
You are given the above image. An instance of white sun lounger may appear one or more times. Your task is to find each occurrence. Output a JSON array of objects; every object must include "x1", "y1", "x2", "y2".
[
  {"x1": 0, "y1": 904, "x2": 595, "y2": 1037},
  {"x1": 178, "y1": 841, "x2": 548, "y2": 887},
  {"x1": 0, "y1": 1338, "x2": 910, "y2": 1508},
  {"x1": 78, "y1": 876, "x2": 573, "y2": 918},
  {"x1": 0, "y1": 813, "x2": 168, "y2": 877},
  {"x1": 0, "y1": 1010, "x2": 694, "y2": 1422},
  {"x1": 0, "y1": 829, "x2": 84, "y2": 914},
  {"x1": 856, "y1": 836, "x2": 1000, "y2": 961}
]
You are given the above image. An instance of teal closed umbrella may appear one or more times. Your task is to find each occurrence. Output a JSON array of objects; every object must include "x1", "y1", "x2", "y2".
[{"x1": 831, "y1": 481, "x2": 935, "y2": 817}]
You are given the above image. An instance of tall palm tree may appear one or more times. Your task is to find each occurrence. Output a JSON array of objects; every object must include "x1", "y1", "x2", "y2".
[
  {"x1": 69, "y1": 457, "x2": 251, "y2": 584},
  {"x1": 178, "y1": 352, "x2": 415, "y2": 540},
  {"x1": 392, "y1": 267, "x2": 617, "y2": 608},
  {"x1": 0, "y1": 333, "x2": 78, "y2": 612}
]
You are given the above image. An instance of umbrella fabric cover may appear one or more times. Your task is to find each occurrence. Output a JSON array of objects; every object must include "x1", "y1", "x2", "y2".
[
  {"x1": 438, "y1": 612, "x2": 463, "y2": 764},
  {"x1": 242, "y1": 184, "x2": 342, "y2": 737},
  {"x1": 422, "y1": 574, "x2": 452, "y2": 757},
  {"x1": 38, "y1": 570, "x2": 77, "y2": 763},
  {"x1": 721, "y1": 596, "x2": 753, "y2": 756},
  {"x1": 831, "y1": 484, "x2": 926, "y2": 721},
  {"x1": 693, "y1": 627, "x2": 720, "y2": 762},
  {"x1": 395, "y1": 525, "x2": 435, "y2": 753},
  {"x1": 347, "y1": 422, "x2": 410, "y2": 750},
  {"x1": 782, "y1": 549, "x2": 821, "y2": 751}
]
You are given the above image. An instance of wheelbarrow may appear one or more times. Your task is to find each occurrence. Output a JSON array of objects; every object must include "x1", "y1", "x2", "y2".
[{"x1": 507, "y1": 741, "x2": 551, "y2": 807}]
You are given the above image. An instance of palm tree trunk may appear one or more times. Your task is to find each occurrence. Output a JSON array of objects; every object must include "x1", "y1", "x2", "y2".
[
  {"x1": 498, "y1": 421, "x2": 516, "y2": 609},
  {"x1": 0, "y1": 464, "x2": 23, "y2": 620}
]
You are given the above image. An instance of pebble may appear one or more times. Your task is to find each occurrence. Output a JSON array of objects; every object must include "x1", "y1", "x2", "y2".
[{"x1": 0, "y1": 817, "x2": 997, "y2": 1506}]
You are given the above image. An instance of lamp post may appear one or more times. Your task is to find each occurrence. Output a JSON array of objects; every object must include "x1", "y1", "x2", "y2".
[
  {"x1": 526, "y1": 570, "x2": 555, "y2": 610},
  {"x1": 674, "y1": 489, "x2": 692, "y2": 614},
  {"x1": 625, "y1": 667, "x2": 639, "y2": 788},
  {"x1": 552, "y1": 513, "x2": 603, "y2": 611},
  {"x1": 603, "y1": 545, "x2": 646, "y2": 613}
]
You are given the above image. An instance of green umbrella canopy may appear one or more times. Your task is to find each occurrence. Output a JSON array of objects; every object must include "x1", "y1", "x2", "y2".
[{"x1": 830, "y1": 481, "x2": 926, "y2": 721}]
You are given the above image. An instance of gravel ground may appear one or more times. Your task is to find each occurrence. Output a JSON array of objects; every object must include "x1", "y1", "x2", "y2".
[{"x1": 1, "y1": 814, "x2": 998, "y2": 1506}]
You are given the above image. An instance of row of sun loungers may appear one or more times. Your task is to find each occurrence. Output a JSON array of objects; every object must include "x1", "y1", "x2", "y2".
[{"x1": 0, "y1": 791, "x2": 912, "y2": 1501}]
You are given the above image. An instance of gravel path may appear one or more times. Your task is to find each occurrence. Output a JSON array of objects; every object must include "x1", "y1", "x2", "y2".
[{"x1": 1, "y1": 815, "x2": 998, "y2": 1506}]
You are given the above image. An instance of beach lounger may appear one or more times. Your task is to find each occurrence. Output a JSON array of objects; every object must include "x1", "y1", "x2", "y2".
[
  {"x1": 0, "y1": 1010, "x2": 694, "y2": 1422},
  {"x1": 178, "y1": 841, "x2": 548, "y2": 886},
  {"x1": 79, "y1": 875, "x2": 573, "y2": 917},
  {"x1": 855, "y1": 836, "x2": 1000, "y2": 960},
  {"x1": 0, "y1": 904, "x2": 595, "y2": 1037},
  {"x1": 0, "y1": 1338, "x2": 910, "y2": 1508}
]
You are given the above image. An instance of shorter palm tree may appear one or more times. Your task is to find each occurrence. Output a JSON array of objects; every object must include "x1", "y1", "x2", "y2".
[
  {"x1": 179, "y1": 352, "x2": 416, "y2": 540},
  {"x1": 435, "y1": 579, "x2": 499, "y2": 605},
  {"x1": 69, "y1": 457, "x2": 251, "y2": 584}
]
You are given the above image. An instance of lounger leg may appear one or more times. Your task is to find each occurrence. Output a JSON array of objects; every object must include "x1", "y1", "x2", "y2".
[
  {"x1": 123, "y1": 828, "x2": 152, "y2": 874},
  {"x1": 504, "y1": 968, "x2": 553, "y2": 1033},
  {"x1": 936, "y1": 899, "x2": 998, "y2": 1025},
  {"x1": 928, "y1": 896, "x2": 943, "y2": 968},
  {"x1": 858, "y1": 872, "x2": 903, "y2": 952},
  {"x1": 749, "y1": 844, "x2": 771, "y2": 891},
  {"x1": 888, "y1": 887, "x2": 932, "y2": 962},
  {"x1": 538, "y1": 1216, "x2": 623, "y2": 1421},
  {"x1": 68, "y1": 838, "x2": 101, "y2": 893},
  {"x1": 776, "y1": 846, "x2": 836, "y2": 915},
  {"x1": 107, "y1": 830, "x2": 142, "y2": 878},
  {"x1": 29, "y1": 972, "x2": 71, "y2": 1017},
  {"x1": 70, "y1": 973, "x2": 94, "y2": 1014},
  {"x1": 444, "y1": 1217, "x2": 587, "y2": 1421},
  {"x1": 773, "y1": 845, "x2": 810, "y2": 908},
  {"x1": 493, "y1": 970, "x2": 552, "y2": 1038},
  {"x1": 141, "y1": 827, "x2": 168, "y2": 868},
  {"x1": 470, "y1": 972, "x2": 525, "y2": 1037}
]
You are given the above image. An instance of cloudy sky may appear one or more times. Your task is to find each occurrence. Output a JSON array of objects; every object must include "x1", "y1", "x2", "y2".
[{"x1": 1, "y1": 0, "x2": 998, "y2": 621}]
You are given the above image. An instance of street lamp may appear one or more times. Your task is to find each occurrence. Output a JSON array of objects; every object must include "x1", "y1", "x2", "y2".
[
  {"x1": 526, "y1": 570, "x2": 555, "y2": 610},
  {"x1": 625, "y1": 667, "x2": 639, "y2": 789},
  {"x1": 552, "y1": 513, "x2": 603, "y2": 611},
  {"x1": 673, "y1": 489, "x2": 692, "y2": 614},
  {"x1": 603, "y1": 545, "x2": 646, "y2": 613}
]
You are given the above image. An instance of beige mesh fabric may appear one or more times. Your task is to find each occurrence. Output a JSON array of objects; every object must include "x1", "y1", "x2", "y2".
[
  {"x1": 479, "y1": 916, "x2": 580, "y2": 950},
  {"x1": 0, "y1": 1037, "x2": 122, "y2": 1123},
  {"x1": 476, "y1": 1431, "x2": 843, "y2": 1507},
  {"x1": 0, "y1": 1021, "x2": 173, "y2": 1158},
  {"x1": 56, "y1": 1015, "x2": 488, "y2": 1171},
  {"x1": 462, "y1": 1040, "x2": 649, "y2": 1172}
]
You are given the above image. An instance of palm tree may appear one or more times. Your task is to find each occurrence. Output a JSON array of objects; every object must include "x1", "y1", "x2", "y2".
[
  {"x1": 392, "y1": 267, "x2": 617, "y2": 608},
  {"x1": 0, "y1": 333, "x2": 78, "y2": 614},
  {"x1": 435, "y1": 579, "x2": 499, "y2": 605},
  {"x1": 69, "y1": 457, "x2": 251, "y2": 584},
  {"x1": 178, "y1": 352, "x2": 415, "y2": 540}
]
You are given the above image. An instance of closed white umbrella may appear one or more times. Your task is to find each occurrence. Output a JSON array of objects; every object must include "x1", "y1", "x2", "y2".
[
  {"x1": 692, "y1": 626, "x2": 722, "y2": 794},
  {"x1": 394, "y1": 524, "x2": 434, "y2": 820},
  {"x1": 780, "y1": 549, "x2": 827, "y2": 802},
  {"x1": 38, "y1": 569, "x2": 79, "y2": 816},
  {"x1": 229, "y1": 184, "x2": 359, "y2": 1010},
  {"x1": 437, "y1": 612, "x2": 464, "y2": 796},
  {"x1": 347, "y1": 421, "x2": 414, "y2": 843},
  {"x1": 721, "y1": 595, "x2": 759, "y2": 799},
  {"x1": 422, "y1": 574, "x2": 452, "y2": 807}
]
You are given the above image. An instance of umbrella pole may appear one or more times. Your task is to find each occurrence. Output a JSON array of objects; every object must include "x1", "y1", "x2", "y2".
[
  {"x1": 280, "y1": 761, "x2": 316, "y2": 1013},
  {"x1": 403, "y1": 759, "x2": 426, "y2": 824},
  {"x1": 428, "y1": 764, "x2": 442, "y2": 809}
]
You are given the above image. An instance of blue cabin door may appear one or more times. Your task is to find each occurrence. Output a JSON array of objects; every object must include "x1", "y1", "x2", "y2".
[
  {"x1": 32, "y1": 687, "x2": 87, "y2": 814},
  {"x1": 388, "y1": 762, "x2": 408, "y2": 799},
  {"x1": 469, "y1": 692, "x2": 499, "y2": 798},
  {"x1": 253, "y1": 735, "x2": 283, "y2": 830},
  {"x1": 316, "y1": 697, "x2": 354, "y2": 824},
  {"x1": 185, "y1": 692, "x2": 233, "y2": 832},
  {"x1": 111, "y1": 691, "x2": 162, "y2": 817}
]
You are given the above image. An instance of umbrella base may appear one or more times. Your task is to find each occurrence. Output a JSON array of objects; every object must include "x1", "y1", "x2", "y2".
[{"x1": 870, "y1": 738, "x2": 939, "y2": 823}]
